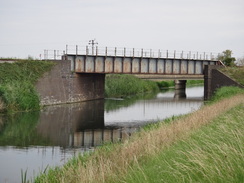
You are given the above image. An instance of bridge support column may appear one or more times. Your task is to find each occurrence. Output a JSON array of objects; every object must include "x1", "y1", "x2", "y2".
[{"x1": 174, "y1": 80, "x2": 187, "y2": 99}]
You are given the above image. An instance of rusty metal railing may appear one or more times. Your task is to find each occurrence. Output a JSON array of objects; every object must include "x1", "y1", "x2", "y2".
[{"x1": 44, "y1": 45, "x2": 220, "y2": 61}]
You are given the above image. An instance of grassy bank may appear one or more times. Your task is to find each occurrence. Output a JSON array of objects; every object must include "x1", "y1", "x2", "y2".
[
  {"x1": 220, "y1": 66, "x2": 244, "y2": 86},
  {"x1": 105, "y1": 74, "x2": 159, "y2": 97},
  {"x1": 34, "y1": 87, "x2": 244, "y2": 183},
  {"x1": 0, "y1": 60, "x2": 55, "y2": 112},
  {"x1": 122, "y1": 103, "x2": 244, "y2": 183}
]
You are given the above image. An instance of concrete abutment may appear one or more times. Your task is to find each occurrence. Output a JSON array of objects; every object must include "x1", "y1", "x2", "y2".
[
  {"x1": 35, "y1": 60, "x2": 105, "y2": 106},
  {"x1": 204, "y1": 65, "x2": 243, "y2": 100}
]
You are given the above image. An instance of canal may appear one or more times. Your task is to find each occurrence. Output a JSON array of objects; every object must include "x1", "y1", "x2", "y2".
[{"x1": 0, "y1": 86, "x2": 203, "y2": 183}]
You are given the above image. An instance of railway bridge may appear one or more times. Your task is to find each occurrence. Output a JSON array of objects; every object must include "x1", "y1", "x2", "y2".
[{"x1": 36, "y1": 46, "x2": 223, "y2": 105}]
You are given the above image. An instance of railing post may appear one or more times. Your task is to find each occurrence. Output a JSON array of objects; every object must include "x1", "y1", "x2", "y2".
[
  {"x1": 86, "y1": 46, "x2": 88, "y2": 55},
  {"x1": 54, "y1": 50, "x2": 56, "y2": 60},
  {"x1": 96, "y1": 46, "x2": 98, "y2": 56},
  {"x1": 63, "y1": 50, "x2": 65, "y2": 57},
  {"x1": 115, "y1": 47, "x2": 117, "y2": 56},
  {"x1": 189, "y1": 51, "x2": 191, "y2": 59},
  {"x1": 150, "y1": 49, "x2": 152, "y2": 58},
  {"x1": 133, "y1": 48, "x2": 135, "y2": 57},
  {"x1": 92, "y1": 46, "x2": 94, "y2": 55},
  {"x1": 141, "y1": 49, "x2": 143, "y2": 57},
  {"x1": 158, "y1": 49, "x2": 161, "y2": 58},
  {"x1": 166, "y1": 50, "x2": 168, "y2": 58},
  {"x1": 76, "y1": 45, "x2": 78, "y2": 56},
  {"x1": 181, "y1": 51, "x2": 183, "y2": 59},
  {"x1": 174, "y1": 50, "x2": 176, "y2": 59},
  {"x1": 66, "y1": 45, "x2": 68, "y2": 54},
  {"x1": 124, "y1": 47, "x2": 126, "y2": 57},
  {"x1": 105, "y1": 47, "x2": 107, "y2": 56}
]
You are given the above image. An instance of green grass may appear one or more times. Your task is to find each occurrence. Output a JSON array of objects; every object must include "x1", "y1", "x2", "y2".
[
  {"x1": 119, "y1": 104, "x2": 244, "y2": 183},
  {"x1": 0, "y1": 60, "x2": 55, "y2": 112},
  {"x1": 105, "y1": 74, "x2": 159, "y2": 97},
  {"x1": 186, "y1": 80, "x2": 204, "y2": 86},
  {"x1": 209, "y1": 86, "x2": 244, "y2": 104}
]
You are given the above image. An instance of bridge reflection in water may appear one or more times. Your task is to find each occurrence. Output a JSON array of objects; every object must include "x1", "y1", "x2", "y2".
[{"x1": 37, "y1": 88, "x2": 203, "y2": 148}]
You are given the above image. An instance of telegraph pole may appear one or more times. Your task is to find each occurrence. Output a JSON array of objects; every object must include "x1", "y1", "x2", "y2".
[{"x1": 88, "y1": 39, "x2": 98, "y2": 55}]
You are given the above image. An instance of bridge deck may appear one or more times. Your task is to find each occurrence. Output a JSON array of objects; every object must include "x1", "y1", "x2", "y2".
[{"x1": 65, "y1": 54, "x2": 220, "y2": 76}]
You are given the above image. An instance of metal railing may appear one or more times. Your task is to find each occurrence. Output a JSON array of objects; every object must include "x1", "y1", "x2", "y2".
[
  {"x1": 44, "y1": 45, "x2": 220, "y2": 60},
  {"x1": 43, "y1": 49, "x2": 65, "y2": 60}
]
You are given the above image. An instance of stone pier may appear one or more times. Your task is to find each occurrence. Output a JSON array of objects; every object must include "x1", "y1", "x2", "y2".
[{"x1": 174, "y1": 80, "x2": 187, "y2": 99}]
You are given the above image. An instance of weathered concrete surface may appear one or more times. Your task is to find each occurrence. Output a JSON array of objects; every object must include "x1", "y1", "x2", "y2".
[
  {"x1": 204, "y1": 65, "x2": 244, "y2": 100},
  {"x1": 35, "y1": 60, "x2": 105, "y2": 106}
]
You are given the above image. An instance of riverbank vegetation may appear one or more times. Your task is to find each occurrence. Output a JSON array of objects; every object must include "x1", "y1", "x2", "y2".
[
  {"x1": 34, "y1": 87, "x2": 244, "y2": 183},
  {"x1": 0, "y1": 60, "x2": 55, "y2": 112},
  {"x1": 105, "y1": 74, "x2": 159, "y2": 97}
]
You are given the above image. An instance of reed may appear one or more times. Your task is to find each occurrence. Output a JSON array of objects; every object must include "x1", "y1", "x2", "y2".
[{"x1": 35, "y1": 89, "x2": 244, "y2": 183}]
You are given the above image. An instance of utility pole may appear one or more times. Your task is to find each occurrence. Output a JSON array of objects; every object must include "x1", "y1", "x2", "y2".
[{"x1": 88, "y1": 39, "x2": 98, "y2": 55}]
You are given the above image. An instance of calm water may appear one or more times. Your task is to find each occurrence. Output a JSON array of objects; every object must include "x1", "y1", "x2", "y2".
[{"x1": 0, "y1": 86, "x2": 203, "y2": 183}]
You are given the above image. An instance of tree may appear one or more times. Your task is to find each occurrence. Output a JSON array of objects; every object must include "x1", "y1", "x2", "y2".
[{"x1": 217, "y1": 50, "x2": 236, "y2": 66}]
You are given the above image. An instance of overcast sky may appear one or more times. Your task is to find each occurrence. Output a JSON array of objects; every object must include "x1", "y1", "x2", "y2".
[{"x1": 0, "y1": 0, "x2": 244, "y2": 59}]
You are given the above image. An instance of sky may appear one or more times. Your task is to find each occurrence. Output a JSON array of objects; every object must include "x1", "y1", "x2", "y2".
[{"x1": 0, "y1": 0, "x2": 244, "y2": 59}]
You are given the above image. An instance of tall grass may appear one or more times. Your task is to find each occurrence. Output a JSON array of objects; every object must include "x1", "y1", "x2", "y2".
[
  {"x1": 105, "y1": 74, "x2": 159, "y2": 97},
  {"x1": 34, "y1": 88, "x2": 244, "y2": 183},
  {"x1": 123, "y1": 104, "x2": 244, "y2": 183},
  {"x1": 0, "y1": 60, "x2": 55, "y2": 112}
]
